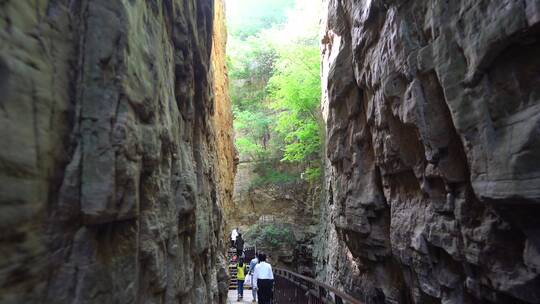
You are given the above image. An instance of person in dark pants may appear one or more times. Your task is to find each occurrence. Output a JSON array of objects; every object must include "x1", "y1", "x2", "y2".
[
  {"x1": 235, "y1": 233, "x2": 245, "y2": 258},
  {"x1": 248, "y1": 255, "x2": 259, "y2": 302},
  {"x1": 236, "y1": 258, "x2": 247, "y2": 301},
  {"x1": 252, "y1": 253, "x2": 274, "y2": 304}
]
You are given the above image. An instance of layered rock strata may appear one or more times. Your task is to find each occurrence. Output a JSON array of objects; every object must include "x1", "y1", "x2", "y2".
[
  {"x1": 318, "y1": 1, "x2": 540, "y2": 303},
  {"x1": 0, "y1": 0, "x2": 233, "y2": 303}
]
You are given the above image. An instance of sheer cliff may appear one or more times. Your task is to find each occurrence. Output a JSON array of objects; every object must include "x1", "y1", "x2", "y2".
[
  {"x1": 317, "y1": 1, "x2": 540, "y2": 304},
  {"x1": 211, "y1": 0, "x2": 237, "y2": 234},
  {"x1": 0, "y1": 0, "x2": 233, "y2": 303}
]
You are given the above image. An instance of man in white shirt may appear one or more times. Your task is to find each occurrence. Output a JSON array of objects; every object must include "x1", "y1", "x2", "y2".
[
  {"x1": 230, "y1": 228, "x2": 238, "y2": 248},
  {"x1": 252, "y1": 253, "x2": 274, "y2": 304}
]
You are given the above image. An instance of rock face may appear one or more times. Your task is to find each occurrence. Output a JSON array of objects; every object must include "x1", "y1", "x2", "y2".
[
  {"x1": 0, "y1": 0, "x2": 234, "y2": 303},
  {"x1": 212, "y1": 0, "x2": 238, "y2": 232},
  {"x1": 231, "y1": 162, "x2": 320, "y2": 275},
  {"x1": 211, "y1": 0, "x2": 236, "y2": 297},
  {"x1": 232, "y1": 163, "x2": 314, "y2": 227},
  {"x1": 318, "y1": 1, "x2": 540, "y2": 303}
]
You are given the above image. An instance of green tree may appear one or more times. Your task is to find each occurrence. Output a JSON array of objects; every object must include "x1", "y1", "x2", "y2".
[
  {"x1": 233, "y1": 109, "x2": 271, "y2": 161},
  {"x1": 268, "y1": 44, "x2": 322, "y2": 176},
  {"x1": 227, "y1": 0, "x2": 323, "y2": 182}
]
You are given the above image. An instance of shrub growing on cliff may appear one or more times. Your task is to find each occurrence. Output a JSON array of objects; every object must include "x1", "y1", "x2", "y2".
[
  {"x1": 303, "y1": 166, "x2": 321, "y2": 183},
  {"x1": 245, "y1": 223, "x2": 295, "y2": 250},
  {"x1": 250, "y1": 163, "x2": 299, "y2": 188}
]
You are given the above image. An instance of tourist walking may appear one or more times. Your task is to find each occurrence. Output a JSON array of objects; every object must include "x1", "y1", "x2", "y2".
[
  {"x1": 236, "y1": 258, "x2": 247, "y2": 301},
  {"x1": 235, "y1": 233, "x2": 245, "y2": 257},
  {"x1": 248, "y1": 255, "x2": 259, "y2": 302},
  {"x1": 231, "y1": 228, "x2": 239, "y2": 248},
  {"x1": 252, "y1": 253, "x2": 274, "y2": 304}
]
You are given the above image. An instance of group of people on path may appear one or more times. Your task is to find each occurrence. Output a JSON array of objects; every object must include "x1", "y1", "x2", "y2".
[
  {"x1": 231, "y1": 228, "x2": 274, "y2": 303},
  {"x1": 236, "y1": 253, "x2": 274, "y2": 303}
]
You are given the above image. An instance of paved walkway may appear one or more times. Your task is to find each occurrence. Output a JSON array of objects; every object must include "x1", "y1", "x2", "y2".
[{"x1": 227, "y1": 289, "x2": 255, "y2": 303}]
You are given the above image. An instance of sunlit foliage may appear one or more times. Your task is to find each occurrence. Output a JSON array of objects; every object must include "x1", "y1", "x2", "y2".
[
  {"x1": 269, "y1": 45, "x2": 321, "y2": 163},
  {"x1": 226, "y1": 0, "x2": 323, "y2": 182}
]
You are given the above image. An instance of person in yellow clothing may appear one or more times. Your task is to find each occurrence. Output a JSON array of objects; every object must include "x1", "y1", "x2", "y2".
[{"x1": 236, "y1": 258, "x2": 247, "y2": 301}]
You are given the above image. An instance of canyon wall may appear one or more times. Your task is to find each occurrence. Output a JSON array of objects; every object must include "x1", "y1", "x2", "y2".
[
  {"x1": 318, "y1": 1, "x2": 540, "y2": 304},
  {"x1": 211, "y1": 0, "x2": 236, "y2": 295},
  {"x1": 0, "y1": 0, "x2": 233, "y2": 303},
  {"x1": 211, "y1": 0, "x2": 237, "y2": 232}
]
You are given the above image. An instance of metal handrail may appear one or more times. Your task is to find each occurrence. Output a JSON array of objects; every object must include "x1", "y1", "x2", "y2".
[{"x1": 274, "y1": 268, "x2": 363, "y2": 304}]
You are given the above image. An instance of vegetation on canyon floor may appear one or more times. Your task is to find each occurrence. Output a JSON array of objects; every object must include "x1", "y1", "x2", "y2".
[{"x1": 227, "y1": 0, "x2": 323, "y2": 183}]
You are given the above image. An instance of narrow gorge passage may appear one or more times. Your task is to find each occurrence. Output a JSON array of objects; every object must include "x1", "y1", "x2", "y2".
[{"x1": 1, "y1": 1, "x2": 540, "y2": 304}]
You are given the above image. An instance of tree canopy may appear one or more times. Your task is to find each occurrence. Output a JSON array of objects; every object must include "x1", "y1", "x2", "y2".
[{"x1": 227, "y1": 0, "x2": 323, "y2": 183}]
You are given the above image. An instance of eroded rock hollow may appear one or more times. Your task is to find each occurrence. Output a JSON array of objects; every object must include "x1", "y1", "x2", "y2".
[
  {"x1": 0, "y1": 0, "x2": 234, "y2": 303},
  {"x1": 317, "y1": 1, "x2": 540, "y2": 303}
]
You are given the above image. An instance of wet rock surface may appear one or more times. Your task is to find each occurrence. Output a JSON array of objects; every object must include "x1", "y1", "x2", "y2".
[
  {"x1": 317, "y1": 1, "x2": 540, "y2": 303},
  {"x1": 0, "y1": 0, "x2": 233, "y2": 303}
]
